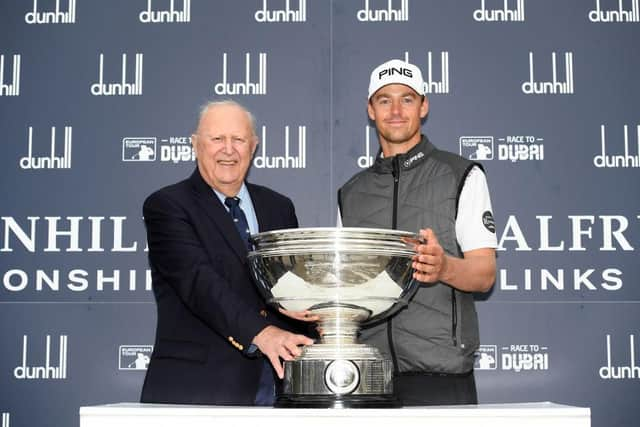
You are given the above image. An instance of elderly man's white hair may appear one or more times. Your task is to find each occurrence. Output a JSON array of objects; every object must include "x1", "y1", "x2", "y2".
[{"x1": 197, "y1": 99, "x2": 257, "y2": 136}]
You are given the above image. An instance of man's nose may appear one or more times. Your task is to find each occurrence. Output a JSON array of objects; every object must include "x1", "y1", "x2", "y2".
[
  {"x1": 390, "y1": 99, "x2": 402, "y2": 115},
  {"x1": 222, "y1": 138, "x2": 234, "y2": 154}
]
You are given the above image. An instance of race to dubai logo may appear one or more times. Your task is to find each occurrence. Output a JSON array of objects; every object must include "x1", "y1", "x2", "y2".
[
  {"x1": 460, "y1": 134, "x2": 544, "y2": 162},
  {"x1": 475, "y1": 343, "x2": 549, "y2": 372}
]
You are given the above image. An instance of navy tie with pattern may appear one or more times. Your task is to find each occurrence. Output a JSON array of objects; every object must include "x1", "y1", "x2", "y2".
[
  {"x1": 224, "y1": 195, "x2": 274, "y2": 405},
  {"x1": 224, "y1": 196, "x2": 252, "y2": 250}
]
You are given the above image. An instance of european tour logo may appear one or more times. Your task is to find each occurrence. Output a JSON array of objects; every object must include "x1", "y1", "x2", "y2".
[
  {"x1": 0, "y1": 54, "x2": 20, "y2": 96},
  {"x1": 25, "y1": 0, "x2": 76, "y2": 24},
  {"x1": 19, "y1": 126, "x2": 72, "y2": 170},
  {"x1": 91, "y1": 53, "x2": 143, "y2": 96},
  {"x1": 522, "y1": 52, "x2": 574, "y2": 95},
  {"x1": 214, "y1": 53, "x2": 267, "y2": 96},
  {"x1": 14, "y1": 335, "x2": 68, "y2": 380}
]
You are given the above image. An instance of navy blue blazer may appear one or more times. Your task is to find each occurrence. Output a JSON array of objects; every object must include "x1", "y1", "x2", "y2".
[{"x1": 140, "y1": 168, "x2": 300, "y2": 405}]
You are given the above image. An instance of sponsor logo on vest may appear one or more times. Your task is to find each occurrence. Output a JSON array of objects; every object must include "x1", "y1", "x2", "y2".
[
  {"x1": 0, "y1": 54, "x2": 21, "y2": 96},
  {"x1": 357, "y1": 0, "x2": 409, "y2": 22},
  {"x1": 600, "y1": 334, "x2": 639, "y2": 379},
  {"x1": 122, "y1": 138, "x2": 156, "y2": 161},
  {"x1": 253, "y1": 125, "x2": 306, "y2": 168},
  {"x1": 594, "y1": 125, "x2": 640, "y2": 168},
  {"x1": 522, "y1": 52, "x2": 574, "y2": 95},
  {"x1": 589, "y1": 0, "x2": 639, "y2": 22},
  {"x1": 483, "y1": 211, "x2": 496, "y2": 233},
  {"x1": 119, "y1": 345, "x2": 153, "y2": 370},
  {"x1": 14, "y1": 335, "x2": 68, "y2": 379},
  {"x1": 403, "y1": 151, "x2": 423, "y2": 168},
  {"x1": 139, "y1": 0, "x2": 191, "y2": 23},
  {"x1": 19, "y1": 126, "x2": 72, "y2": 170},
  {"x1": 255, "y1": 0, "x2": 306, "y2": 22},
  {"x1": 91, "y1": 53, "x2": 143, "y2": 96},
  {"x1": 214, "y1": 53, "x2": 267, "y2": 95},
  {"x1": 404, "y1": 51, "x2": 449, "y2": 94},
  {"x1": 25, "y1": 0, "x2": 76, "y2": 24},
  {"x1": 474, "y1": 345, "x2": 497, "y2": 370},
  {"x1": 473, "y1": 0, "x2": 525, "y2": 22},
  {"x1": 358, "y1": 125, "x2": 376, "y2": 168}
]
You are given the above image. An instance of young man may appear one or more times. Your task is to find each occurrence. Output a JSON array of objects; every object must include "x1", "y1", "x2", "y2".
[{"x1": 338, "y1": 59, "x2": 497, "y2": 405}]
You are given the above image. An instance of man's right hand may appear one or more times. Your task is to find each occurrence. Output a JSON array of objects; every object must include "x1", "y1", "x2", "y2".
[{"x1": 252, "y1": 325, "x2": 314, "y2": 378}]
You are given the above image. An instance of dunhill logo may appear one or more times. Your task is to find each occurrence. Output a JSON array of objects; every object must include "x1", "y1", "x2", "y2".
[
  {"x1": 139, "y1": 0, "x2": 191, "y2": 23},
  {"x1": 594, "y1": 125, "x2": 640, "y2": 168},
  {"x1": 521, "y1": 52, "x2": 574, "y2": 95},
  {"x1": 599, "y1": 334, "x2": 639, "y2": 379},
  {"x1": 214, "y1": 53, "x2": 267, "y2": 95},
  {"x1": 255, "y1": 0, "x2": 307, "y2": 22},
  {"x1": 91, "y1": 53, "x2": 143, "y2": 96},
  {"x1": 14, "y1": 335, "x2": 68, "y2": 380},
  {"x1": 25, "y1": 0, "x2": 76, "y2": 24},
  {"x1": 0, "y1": 54, "x2": 21, "y2": 96},
  {"x1": 473, "y1": 0, "x2": 525, "y2": 22},
  {"x1": 589, "y1": 0, "x2": 639, "y2": 22},
  {"x1": 253, "y1": 125, "x2": 306, "y2": 169},
  {"x1": 404, "y1": 51, "x2": 450, "y2": 94},
  {"x1": 357, "y1": 126, "x2": 376, "y2": 168},
  {"x1": 357, "y1": 0, "x2": 409, "y2": 22},
  {"x1": 19, "y1": 126, "x2": 72, "y2": 170}
]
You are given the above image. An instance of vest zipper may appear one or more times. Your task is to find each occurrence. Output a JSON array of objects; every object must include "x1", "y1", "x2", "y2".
[
  {"x1": 451, "y1": 289, "x2": 458, "y2": 346},
  {"x1": 388, "y1": 156, "x2": 401, "y2": 373}
]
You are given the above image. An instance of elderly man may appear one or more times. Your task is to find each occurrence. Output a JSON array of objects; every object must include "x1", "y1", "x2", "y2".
[
  {"x1": 141, "y1": 100, "x2": 313, "y2": 405},
  {"x1": 338, "y1": 59, "x2": 497, "y2": 405}
]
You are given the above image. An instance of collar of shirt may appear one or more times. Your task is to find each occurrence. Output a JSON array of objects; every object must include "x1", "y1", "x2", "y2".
[{"x1": 212, "y1": 183, "x2": 259, "y2": 235}]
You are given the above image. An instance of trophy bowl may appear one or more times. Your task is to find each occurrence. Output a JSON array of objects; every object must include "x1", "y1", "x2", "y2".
[{"x1": 248, "y1": 227, "x2": 420, "y2": 408}]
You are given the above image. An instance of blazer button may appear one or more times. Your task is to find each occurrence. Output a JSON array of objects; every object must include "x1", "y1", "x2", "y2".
[{"x1": 259, "y1": 309, "x2": 268, "y2": 317}]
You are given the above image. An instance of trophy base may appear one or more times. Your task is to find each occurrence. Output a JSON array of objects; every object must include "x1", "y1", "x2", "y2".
[{"x1": 275, "y1": 394, "x2": 401, "y2": 408}]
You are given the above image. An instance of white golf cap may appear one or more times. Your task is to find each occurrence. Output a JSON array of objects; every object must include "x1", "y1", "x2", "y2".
[{"x1": 368, "y1": 59, "x2": 425, "y2": 100}]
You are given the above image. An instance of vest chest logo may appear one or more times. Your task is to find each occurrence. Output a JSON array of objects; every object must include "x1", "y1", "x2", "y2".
[{"x1": 403, "y1": 151, "x2": 424, "y2": 168}]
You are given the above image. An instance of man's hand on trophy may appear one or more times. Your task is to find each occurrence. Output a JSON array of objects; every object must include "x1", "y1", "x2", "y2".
[
  {"x1": 278, "y1": 308, "x2": 321, "y2": 322},
  {"x1": 411, "y1": 228, "x2": 448, "y2": 284},
  {"x1": 252, "y1": 325, "x2": 314, "y2": 378}
]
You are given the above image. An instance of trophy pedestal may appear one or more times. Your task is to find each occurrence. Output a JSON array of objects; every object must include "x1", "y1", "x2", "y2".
[{"x1": 277, "y1": 343, "x2": 400, "y2": 408}]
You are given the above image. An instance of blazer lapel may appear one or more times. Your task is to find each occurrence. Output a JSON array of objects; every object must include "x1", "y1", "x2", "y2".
[{"x1": 188, "y1": 169, "x2": 247, "y2": 261}]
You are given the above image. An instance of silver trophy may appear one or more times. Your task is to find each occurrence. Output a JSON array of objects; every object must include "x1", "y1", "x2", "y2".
[{"x1": 248, "y1": 227, "x2": 420, "y2": 408}]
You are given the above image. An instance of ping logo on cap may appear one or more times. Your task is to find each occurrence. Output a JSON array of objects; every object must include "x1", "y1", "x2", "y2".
[{"x1": 378, "y1": 67, "x2": 413, "y2": 79}]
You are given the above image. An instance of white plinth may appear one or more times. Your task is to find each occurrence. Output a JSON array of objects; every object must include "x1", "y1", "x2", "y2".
[{"x1": 79, "y1": 402, "x2": 590, "y2": 427}]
